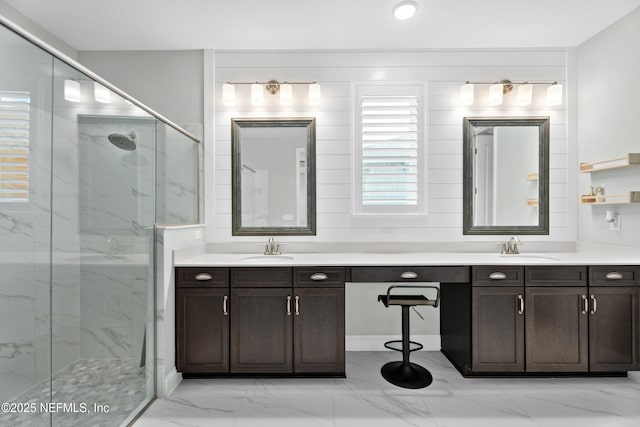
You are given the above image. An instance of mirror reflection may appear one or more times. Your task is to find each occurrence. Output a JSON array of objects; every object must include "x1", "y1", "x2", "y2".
[
  {"x1": 463, "y1": 116, "x2": 549, "y2": 235},
  {"x1": 232, "y1": 118, "x2": 316, "y2": 235}
]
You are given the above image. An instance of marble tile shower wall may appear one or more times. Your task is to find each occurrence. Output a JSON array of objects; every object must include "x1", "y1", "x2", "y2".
[
  {"x1": 156, "y1": 123, "x2": 202, "y2": 225},
  {"x1": 77, "y1": 118, "x2": 155, "y2": 360}
]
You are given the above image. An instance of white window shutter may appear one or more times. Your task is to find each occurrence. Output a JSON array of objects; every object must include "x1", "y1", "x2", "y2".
[
  {"x1": 354, "y1": 84, "x2": 426, "y2": 215},
  {"x1": 0, "y1": 92, "x2": 30, "y2": 202}
]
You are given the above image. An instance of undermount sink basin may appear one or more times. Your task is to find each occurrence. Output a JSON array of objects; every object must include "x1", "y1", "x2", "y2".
[
  {"x1": 499, "y1": 254, "x2": 559, "y2": 261},
  {"x1": 240, "y1": 255, "x2": 295, "y2": 263}
]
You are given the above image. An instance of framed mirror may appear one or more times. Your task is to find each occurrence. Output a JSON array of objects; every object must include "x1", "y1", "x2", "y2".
[
  {"x1": 232, "y1": 117, "x2": 316, "y2": 236},
  {"x1": 463, "y1": 116, "x2": 549, "y2": 235}
]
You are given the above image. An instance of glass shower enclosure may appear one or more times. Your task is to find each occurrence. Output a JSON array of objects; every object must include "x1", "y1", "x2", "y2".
[{"x1": 0, "y1": 17, "x2": 199, "y2": 427}]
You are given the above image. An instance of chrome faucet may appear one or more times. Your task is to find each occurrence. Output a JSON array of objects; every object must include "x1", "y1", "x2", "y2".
[
  {"x1": 500, "y1": 236, "x2": 521, "y2": 254},
  {"x1": 264, "y1": 237, "x2": 282, "y2": 255}
]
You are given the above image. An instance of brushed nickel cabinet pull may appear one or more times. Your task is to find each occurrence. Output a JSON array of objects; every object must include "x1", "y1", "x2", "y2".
[
  {"x1": 605, "y1": 272, "x2": 623, "y2": 280},
  {"x1": 295, "y1": 295, "x2": 300, "y2": 315},
  {"x1": 195, "y1": 273, "x2": 212, "y2": 281},
  {"x1": 517, "y1": 294, "x2": 524, "y2": 315},
  {"x1": 400, "y1": 271, "x2": 418, "y2": 279},
  {"x1": 223, "y1": 295, "x2": 228, "y2": 316},
  {"x1": 310, "y1": 273, "x2": 328, "y2": 281},
  {"x1": 286, "y1": 296, "x2": 292, "y2": 316},
  {"x1": 581, "y1": 295, "x2": 588, "y2": 314},
  {"x1": 489, "y1": 272, "x2": 507, "y2": 280},
  {"x1": 590, "y1": 295, "x2": 597, "y2": 314}
]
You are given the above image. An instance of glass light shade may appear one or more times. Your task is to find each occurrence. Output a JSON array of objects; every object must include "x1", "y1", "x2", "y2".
[
  {"x1": 280, "y1": 83, "x2": 293, "y2": 106},
  {"x1": 222, "y1": 83, "x2": 235, "y2": 106},
  {"x1": 93, "y1": 82, "x2": 111, "y2": 103},
  {"x1": 393, "y1": 1, "x2": 417, "y2": 20},
  {"x1": 460, "y1": 83, "x2": 474, "y2": 106},
  {"x1": 308, "y1": 83, "x2": 321, "y2": 105},
  {"x1": 517, "y1": 83, "x2": 533, "y2": 106},
  {"x1": 547, "y1": 83, "x2": 563, "y2": 106},
  {"x1": 251, "y1": 83, "x2": 263, "y2": 106},
  {"x1": 488, "y1": 83, "x2": 503, "y2": 106},
  {"x1": 64, "y1": 80, "x2": 81, "y2": 102}
]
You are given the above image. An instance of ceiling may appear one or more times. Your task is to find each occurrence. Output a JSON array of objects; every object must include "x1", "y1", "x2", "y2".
[{"x1": 5, "y1": 0, "x2": 640, "y2": 51}]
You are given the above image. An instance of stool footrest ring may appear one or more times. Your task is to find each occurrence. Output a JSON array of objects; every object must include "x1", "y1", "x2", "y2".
[{"x1": 383, "y1": 340, "x2": 423, "y2": 352}]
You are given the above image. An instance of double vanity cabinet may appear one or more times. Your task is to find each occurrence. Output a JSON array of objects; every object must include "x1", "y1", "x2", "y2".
[
  {"x1": 442, "y1": 265, "x2": 640, "y2": 376},
  {"x1": 176, "y1": 259, "x2": 639, "y2": 378},
  {"x1": 176, "y1": 266, "x2": 346, "y2": 376}
]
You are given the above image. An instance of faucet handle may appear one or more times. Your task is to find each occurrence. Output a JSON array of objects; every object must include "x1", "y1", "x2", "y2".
[{"x1": 497, "y1": 242, "x2": 508, "y2": 254}]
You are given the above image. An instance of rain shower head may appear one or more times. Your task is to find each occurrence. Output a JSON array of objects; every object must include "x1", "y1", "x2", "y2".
[{"x1": 107, "y1": 132, "x2": 137, "y2": 151}]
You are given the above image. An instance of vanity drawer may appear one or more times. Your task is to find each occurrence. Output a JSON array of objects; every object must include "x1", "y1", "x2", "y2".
[
  {"x1": 176, "y1": 267, "x2": 229, "y2": 288},
  {"x1": 589, "y1": 266, "x2": 640, "y2": 286},
  {"x1": 472, "y1": 266, "x2": 524, "y2": 286},
  {"x1": 350, "y1": 266, "x2": 469, "y2": 283},
  {"x1": 231, "y1": 267, "x2": 292, "y2": 287},
  {"x1": 294, "y1": 267, "x2": 346, "y2": 287},
  {"x1": 525, "y1": 266, "x2": 587, "y2": 286}
]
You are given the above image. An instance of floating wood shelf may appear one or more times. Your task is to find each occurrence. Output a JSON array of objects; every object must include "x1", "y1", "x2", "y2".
[
  {"x1": 527, "y1": 172, "x2": 539, "y2": 181},
  {"x1": 527, "y1": 198, "x2": 539, "y2": 206},
  {"x1": 580, "y1": 191, "x2": 640, "y2": 205},
  {"x1": 579, "y1": 153, "x2": 640, "y2": 173}
]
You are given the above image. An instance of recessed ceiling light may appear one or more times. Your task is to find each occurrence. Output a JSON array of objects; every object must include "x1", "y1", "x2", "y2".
[{"x1": 393, "y1": 0, "x2": 418, "y2": 20}]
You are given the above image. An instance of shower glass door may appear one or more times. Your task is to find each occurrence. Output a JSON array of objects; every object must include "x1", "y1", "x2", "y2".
[
  {"x1": 0, "y1": 23, "x2": 53, "y2": 427},
  {"x1": 50, "y1": 58, "x2": 156, "y2": 426}
]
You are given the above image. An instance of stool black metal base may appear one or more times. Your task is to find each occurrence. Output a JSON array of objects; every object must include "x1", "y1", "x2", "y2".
[
  {"x1": 381, "y1": 361, "x2": 433, "y2": 389},
  {"x1": 377, "y1": 286, "x2": 441, "y2": 390}
]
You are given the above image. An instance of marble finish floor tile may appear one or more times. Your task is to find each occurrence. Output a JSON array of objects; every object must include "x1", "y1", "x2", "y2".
[{"x1": 135, "y1": 352, "x2": 640, "y2": 427}]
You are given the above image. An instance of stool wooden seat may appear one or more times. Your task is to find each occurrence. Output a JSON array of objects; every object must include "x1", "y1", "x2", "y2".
[{"x1": 377, "y1": 284, "x2": 440, "y2": 389}]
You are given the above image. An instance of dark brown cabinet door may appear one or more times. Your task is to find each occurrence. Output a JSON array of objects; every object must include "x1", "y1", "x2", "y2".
[
  {"x1": 472, "y1": 287, "x2": 524, "y2": 372},
  {"x1": 293, "y1": 287, "x2": 345, "y2": 374},
  {"x1": 525, "y1": 287, "x2": 589, "y2": 372},
  {"x1": 176, "y1": 288, "x2": 229, "y2": 373},
  {"x1": 230, "y1": 287, "x2": 293, "y2": 373},
  {"x1": 589, "y1": 287, "x2": 640, "y2": 372}
]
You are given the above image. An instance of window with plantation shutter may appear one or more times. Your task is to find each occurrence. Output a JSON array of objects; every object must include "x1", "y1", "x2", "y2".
[
  {"x1": 354, "y1": 83, "x2": 426, "y2": 215},
  {"x1": 0, "y1": 91, "x2": 30, "y2": 203}
]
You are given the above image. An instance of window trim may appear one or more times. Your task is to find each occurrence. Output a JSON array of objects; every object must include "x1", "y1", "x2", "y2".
[{"x1": 352, "y1": 82, "x2": 427, "y2": 216}]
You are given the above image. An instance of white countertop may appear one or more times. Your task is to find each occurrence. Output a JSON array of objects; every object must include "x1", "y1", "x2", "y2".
[{"x1": 174, "y1": 251, "x2": 639, "y2": 267}]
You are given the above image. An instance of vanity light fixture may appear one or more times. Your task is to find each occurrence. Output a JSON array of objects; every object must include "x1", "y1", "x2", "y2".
[
  {"x1": 308, "y1": 83, "x2": 321, "y2": 105},
  {"x1": 250, "y1": 83, "x2": 264, "y2": 106},
  {"x1": 460, "y1": 80, "x2": 562, "y2": 106},
  {"x1": 93, "y1": 82, "x2": 111, "y2": 103},
  {"x1": 222, "y1": 83, "x2": 235, "y2": 106},
  {"x1": 547, "y1": 83, "x2": 563, "y2": 106},
  {"x1": 460, "y1": 82, "x2": 474, "y2": 106},
  {"x1": 517, "y1": 82, "x2": 533, "y2": 106},
  {"x1": 393, "y1": 0, "x2": 418, "y2": 20},
  {"x1": 488, "y1": 83, "x2": 505, "y2": 106},
  {"x1": 280, "y1": 83, "x2": 293, "y2": 106},
  {"x1": 64, "y1": 80, "x2": 81, "y2": 102},
  {"x1": 224, "y1": 80, "x2": 321, "y2": 106}
]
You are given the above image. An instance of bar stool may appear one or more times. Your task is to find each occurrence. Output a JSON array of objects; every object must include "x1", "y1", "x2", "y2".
[{"x1": 377, "y1": 284, "x2": 440, "y2": 389}]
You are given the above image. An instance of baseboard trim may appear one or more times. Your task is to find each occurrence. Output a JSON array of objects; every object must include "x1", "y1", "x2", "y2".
[
  {"x1": 346, "y1": 335, "x2": 440, "y2": 351},
  {"x1": 164, "y1": 367, "x2": 182, "y2": 397}
]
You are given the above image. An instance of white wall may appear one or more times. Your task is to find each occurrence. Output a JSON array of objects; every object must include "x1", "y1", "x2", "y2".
[
  {"x1": 577, "y1": 7, "x2": 640, "y2": 246},
  {"x1": 0, "y1": 0, "x2": 77, "y2": 59},
  {"x1": 211, "y1": 49, "x2": 574, "y2": 244},
  {"x1": 78, "y1": 50, "x2": 204, "y2": 126}
]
